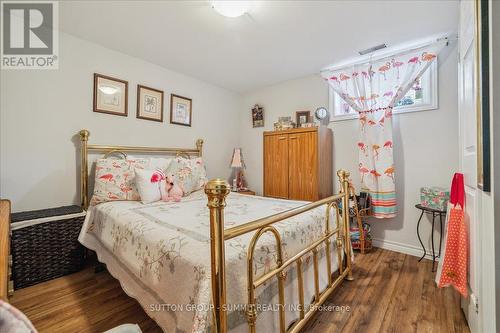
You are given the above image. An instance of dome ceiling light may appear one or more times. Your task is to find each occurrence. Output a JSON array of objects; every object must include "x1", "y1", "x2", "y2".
[{"x1": 211, "y1": 1, "x2": 252, "y2": 18}]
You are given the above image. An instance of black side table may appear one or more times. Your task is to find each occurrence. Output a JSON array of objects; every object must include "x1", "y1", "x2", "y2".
[{"x1": 415, "y1": 204, "x2": 446, "y2": 272}]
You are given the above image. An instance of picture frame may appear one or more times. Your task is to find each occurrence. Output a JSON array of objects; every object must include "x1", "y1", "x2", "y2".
[
  {"x1": 93, "y1": 73, "x2": 128, "y2": 116},
  {"x1": 136, "y1": 85, "x2": 164, "y2": 122},
  {"x1": 476, "y1": 0, "x2": 491, "y2": 192},
  {"x1": 170, "y1": 94, "x2": 192, "y2": 127},
  {"x1": 252, "y1": 104, "x2": 264, "y2": 127},
  {"x1": 296, "y1": 110, "x2": 311, "y2": 126}
]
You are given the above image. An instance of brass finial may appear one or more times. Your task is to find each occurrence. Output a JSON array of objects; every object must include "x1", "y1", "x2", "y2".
[
  {"x1": 196, "y1": 139, "x2": 204, "y2": 156},
  {"x1": 79, "y1": 129, "x2": 90, "y2": 141},
  {"x1": 205, "y1": 179, "x2": 230, "y2": 208},
  {"x1": 337, "y1": 169, "x2": 350, "y2": 182}
]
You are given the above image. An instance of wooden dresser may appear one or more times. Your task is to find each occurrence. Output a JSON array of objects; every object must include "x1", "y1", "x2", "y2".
[{"x1": 263, "y1": 127, "x2": 332, "y2": 201}]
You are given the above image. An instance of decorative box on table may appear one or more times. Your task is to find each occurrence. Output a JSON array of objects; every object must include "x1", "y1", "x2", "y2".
[
  {"x1": 10, "y1": 205, "x2": 86, "y2": 289},
  {"x1": 420, "y1": 187, "x2": 450, "y2": 211}
]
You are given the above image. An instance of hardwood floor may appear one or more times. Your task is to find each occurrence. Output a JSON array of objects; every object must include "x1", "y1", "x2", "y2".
[{"x1": 9, "y1": 248, "x2": 469, "y2": 333}]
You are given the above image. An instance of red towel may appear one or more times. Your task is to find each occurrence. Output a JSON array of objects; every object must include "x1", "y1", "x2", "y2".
[{"x1": 437, "y1": 173, "x2": 468, "y2": 297}]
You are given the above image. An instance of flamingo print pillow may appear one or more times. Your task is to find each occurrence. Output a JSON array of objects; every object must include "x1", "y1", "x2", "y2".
[
  {"x1": 164, "y1": 157, "x2": 208, "y2": 196},
  {"x1": 90, "y1": 158, "x2": 149, "y2": 206}
]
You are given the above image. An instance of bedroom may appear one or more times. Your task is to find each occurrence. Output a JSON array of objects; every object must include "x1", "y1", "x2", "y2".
[{"x1": 0, "y1": 0, "x2": 498, "y2": 332}]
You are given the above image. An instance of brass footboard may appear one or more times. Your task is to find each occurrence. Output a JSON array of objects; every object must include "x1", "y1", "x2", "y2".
[{"x1": 205, "y1": 170, "x2": 353, "y2": 333}]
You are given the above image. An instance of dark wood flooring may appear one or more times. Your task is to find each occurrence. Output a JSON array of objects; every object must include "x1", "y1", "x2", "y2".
[{"x1": 10, "y1": 248, "x2": 469, "y2": 332}]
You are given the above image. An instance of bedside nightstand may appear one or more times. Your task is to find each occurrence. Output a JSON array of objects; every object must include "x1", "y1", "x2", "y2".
[{"x1": 237, "y1": 189, "x2": 255, "y2": 195}]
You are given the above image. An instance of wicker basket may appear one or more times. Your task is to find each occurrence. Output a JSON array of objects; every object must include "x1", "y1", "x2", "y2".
[{"x1": 11, "y1": 205, "x2": 86, "y2": 289}]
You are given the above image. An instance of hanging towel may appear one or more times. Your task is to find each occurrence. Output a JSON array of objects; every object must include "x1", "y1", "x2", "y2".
[{"x1": 435, "y1": 173, "x2": 468, "y2": 297}]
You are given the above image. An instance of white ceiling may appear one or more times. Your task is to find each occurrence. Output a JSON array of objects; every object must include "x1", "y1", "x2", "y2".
[{"x1": 59, "y1": 1, "x2": 458, "y2": 93}]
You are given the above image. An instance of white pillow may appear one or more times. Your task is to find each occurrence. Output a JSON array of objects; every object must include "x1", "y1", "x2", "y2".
[
  {"x1": 135, "y1": 168, "x2": 165, "y2": 204},
  {"x1": 127, "y1": 156, "x2": 173, "y2": 171},
  {"x1": 149, "y1": 157, "x2": 173, "y2": 171}
]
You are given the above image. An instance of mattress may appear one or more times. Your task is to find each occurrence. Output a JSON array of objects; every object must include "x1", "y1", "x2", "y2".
[{"x1": 79, "y1": 191, "x2": 344, "y2": 332}]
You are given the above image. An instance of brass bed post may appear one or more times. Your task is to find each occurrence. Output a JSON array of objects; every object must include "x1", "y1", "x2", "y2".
[
  {"x1": 79, "y1": 129, "x2": 90, "y2": 210},
  {"x1": 205, "y1": 179, "x2": 230, "y2": 333},
  {"x1": 196, "y1": 139, "x2": 204, "y2": 157},
  {"x1": 338, "y1": 170, "x2": 354, "y2": 281}
]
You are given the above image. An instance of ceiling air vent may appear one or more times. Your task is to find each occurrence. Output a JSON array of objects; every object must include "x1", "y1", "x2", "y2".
[{"x1": 358, "y1": 44, "x2": 387, "y2": 55}]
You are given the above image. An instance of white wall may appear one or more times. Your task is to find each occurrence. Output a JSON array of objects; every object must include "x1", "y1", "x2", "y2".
[
  {"x1": 239, "y1": 44, "x2": 459, "y2": 253},
  {"x1": 0, "y1": 32, "x2": 241, "y2": 212}
]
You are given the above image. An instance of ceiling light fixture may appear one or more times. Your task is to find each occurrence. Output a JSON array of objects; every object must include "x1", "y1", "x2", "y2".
[{"x1": 212, "y1": 1, "x2": 252, "y2": 18}]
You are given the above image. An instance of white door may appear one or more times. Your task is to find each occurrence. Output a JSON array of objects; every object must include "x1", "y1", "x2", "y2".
[{"x1": 458, "y1": 1, "x2": 480, "y2": 331}]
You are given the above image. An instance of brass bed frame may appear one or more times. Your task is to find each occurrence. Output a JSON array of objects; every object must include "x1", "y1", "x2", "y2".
[{"x1": 79, "y1": 129, "x2": 353, "y2": 333}]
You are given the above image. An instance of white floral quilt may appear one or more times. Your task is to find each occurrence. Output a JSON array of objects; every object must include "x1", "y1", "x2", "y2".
[{"x1": 79, "y1": 191, "x2": 344, "y2": 333}]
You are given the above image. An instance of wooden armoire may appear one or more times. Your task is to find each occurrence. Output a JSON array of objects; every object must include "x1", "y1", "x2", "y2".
[{"x1": 263, "y1": 127, "x2": 333, "y2": 201}]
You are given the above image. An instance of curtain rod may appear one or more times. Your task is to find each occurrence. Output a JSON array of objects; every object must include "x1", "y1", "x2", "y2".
[{"x1": 320, "y1": 35, "x2": 454, "y2": 74}]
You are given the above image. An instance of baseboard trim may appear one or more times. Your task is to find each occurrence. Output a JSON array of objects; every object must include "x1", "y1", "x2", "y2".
[{"x1": 372, "y1": 238, "x2": 434, "y2": 261}]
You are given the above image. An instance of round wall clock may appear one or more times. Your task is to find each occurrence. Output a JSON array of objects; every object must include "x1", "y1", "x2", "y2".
[{"x1": 314, "y1": 107, "x2": 330, "y2": 126}]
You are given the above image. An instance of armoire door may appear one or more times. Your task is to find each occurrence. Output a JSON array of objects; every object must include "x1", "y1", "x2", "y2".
[
  {"x1": 288, "y1": 131, "x2": 317, "y2": 201},
  {"x1": 263, "y1": 134, "x2": 289, "y2": 199}
]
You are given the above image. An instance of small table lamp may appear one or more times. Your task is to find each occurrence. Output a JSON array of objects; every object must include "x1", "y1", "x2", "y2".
[{"x1": 230, "y1": 148, "x2": 246, "y2": 191}]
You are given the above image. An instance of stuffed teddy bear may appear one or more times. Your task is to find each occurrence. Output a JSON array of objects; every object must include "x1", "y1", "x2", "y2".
[{"x1": 161, "y1": 174, "x2": 184, "y2": 202}]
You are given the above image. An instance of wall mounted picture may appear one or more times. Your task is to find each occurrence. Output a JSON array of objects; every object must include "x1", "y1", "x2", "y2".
[
  {"x1": 136, "y1": 85, "x2": 164, "y2": 122},
  {"x1": 170, "y1": 94, "x2": 192, "y2": 126},
  {"x1": 296, "y1": 110, "x2": 310, "y2": 126},
  {"x1": 93, "y1": 73, "x2": 128, "y2": 116},
  {"x1": 252, "y1": 104, "x2": 264, "y2": 127}
]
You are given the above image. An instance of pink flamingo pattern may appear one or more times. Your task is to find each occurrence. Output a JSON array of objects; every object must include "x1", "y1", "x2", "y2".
[
  {"x1": 99, "y1": 174, "x2": 114, "y2": 181},
  {"x1": 150, "y1": 169, "x2": 166, "y2": 183},
  {"x1": 384, "y1": 166, "x2": 395, "y2": 182},
  {"x1": 378, "y1": 62, "x2": 391, "y2": 80},
  {"x1": 372, "y1": 144, "x2": 381, "y2": 159},
  {"x1": 408, "y1": 56, "x2": 420, "y2": 65},
  {"x1": 322, "y1": 43, "x2": 443, "y2": 218},
  {"x1": 359, "y1": 113, "x2": 367, "y2": 131},
  {"x1": 359, "y1": 163, "x2": 369, "y2": 183},
  {"x1": 358, "y1": 142, "x2": 367, "y2": 155},
  {"x1": 379, "y1": 117, "x2": 385, "y2": 127},
  {"x1": 339, "y1": 73, "x2": 350, "y2": 89},
  {"x1": 422, "y1": 52, "x2": 436, "y2": 62},
  {"x1": 120, "y1": 184, "x2": 133, "y2": 200},
  {"x1": 329, "y1": 76, "x2": 339, "y2": 84},
  {"x1": 391, "y1": 58, "x2": 404, "y2": 79},
  {"x1": 90, "y1": 158, "x2": 149, "y2": 206}
]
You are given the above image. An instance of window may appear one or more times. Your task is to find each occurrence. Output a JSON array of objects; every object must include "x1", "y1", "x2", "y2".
[{"x1": 329, "y1": 61, "x2": 438, "y2": 121}]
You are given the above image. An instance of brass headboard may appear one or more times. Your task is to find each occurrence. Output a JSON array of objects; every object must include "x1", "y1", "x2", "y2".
[{"x1": 78, "y1": 129, "x2": 204, "y2": 209}]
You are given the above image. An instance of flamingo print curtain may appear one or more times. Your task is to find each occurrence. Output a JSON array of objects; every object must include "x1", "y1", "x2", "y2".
[{"x1": 321, "y1": 41, "x2": 445, "y2": 218}]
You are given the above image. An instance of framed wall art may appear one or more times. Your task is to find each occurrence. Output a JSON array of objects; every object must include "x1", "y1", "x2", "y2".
[
  {"x1": 136, "y1": 85, "x2": 164, "y2": 122},
  {"x1": 252, "y1": 104, "x2": 264, "y2": 127},
  {"x1": 170, "y1": 94, "x2": 192, "y2": 127},
  {"x1": 93, "y1": 73, "x2": 128, "y2": 116}
]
